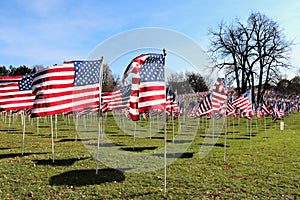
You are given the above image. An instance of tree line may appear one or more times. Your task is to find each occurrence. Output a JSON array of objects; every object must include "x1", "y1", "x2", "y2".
[{"x1": 208, "y1": 12, "x2": 296, "y2": 103}]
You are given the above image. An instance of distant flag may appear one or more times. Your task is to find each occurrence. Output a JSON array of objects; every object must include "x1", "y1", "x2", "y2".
[
  {"x1": 110, "y1": 84, "x2": 131, "y2": 111},
  {"x1": 123, "y1": 53, "x2": 166, "y2": 121},
  {"x1": 211, "y1": 78, "x2": 228, "y2": 117},
  {"x1": 261, "y1": 99, "x2": 271, "y2": 116},
  {"x1": 0, "y1": 74, "x2": 35, "y2": 111},
  {"x1": 196, "y1": 93, "x2": 212, "y2": 117},
  {"x1": 226, "y1": 99, "x2": 236, "y2": 117},
  {"x1": 31, "y1": 60, "x2": 103, "y2": 117},
  {"x1": 101, "y1": 92, "x2": 113, "y2": 113},
  {"x1": 232, "y1": 90, "x2": 253, "y2": 119}
]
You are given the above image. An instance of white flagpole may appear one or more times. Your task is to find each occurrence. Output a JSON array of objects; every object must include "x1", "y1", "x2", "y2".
[
  {"x1": 96, "y1": 56, "x2": 104, "y2": 174},
  {"x1": 55, "y1": 114, "x2": 58, "y2": 138},
  {"x1": 50, "y1": 115, "x2": 55, "y2": 163},
  {"x1": 149, "y1": 112, "x2": 152, "y2": 139},
  {"x1": 223, "y1": 76, "x2": 228, "y2": 162},
  {"x1": 36, "y1": 117, "x2": 39, "y2": 135},
  {"x1": 21, "y1": 111, "x2": 26, "y2": 155},
  {"x1": 264, "y1": 116, "x2": 267, "y2": 139},
  {"x1": 133, "y1": 121, "x2": 136, "y2": 150},
  {"x1": 162, "y1": 49, "x2": 167, "y2": 193}
]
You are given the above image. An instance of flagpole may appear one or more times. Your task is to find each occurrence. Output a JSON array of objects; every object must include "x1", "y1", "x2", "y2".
[
  {"x1": 96, "y1": 56, "x2": 104, "y2": 174},
  {"x1": 21, "y1": 111, "x2": 26, "y2": 155},
  {"x1": 162, "y1": 48, "x2": 167, "y2": 193},
  {"x1": 50, "y1": 115, "x2": 55, "y2": 163},
  {"x1": 223, "y1": 75, "x2": 228, "y2": 162}
]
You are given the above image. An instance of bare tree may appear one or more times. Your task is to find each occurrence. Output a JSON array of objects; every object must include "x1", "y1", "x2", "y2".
[{"x1": 209, "y1": 12, "x2": 293, "y2": 104}]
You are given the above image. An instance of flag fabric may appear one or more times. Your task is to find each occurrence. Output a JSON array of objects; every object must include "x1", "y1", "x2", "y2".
[
  {"x1": 211, "y1": 78, "x2": 227, "y2": 117},
  {"x1": 101, "y1": 92, "x2": 113, "y2": 113},
  {"x1": 0, "y1": 74, "x2": 35, "y2": 111},
  {"x1": 226, "y1": 99, "x2": 236, "y2": 117},
  {"x1": 196, "y1": 93, "x2": 212, "y2": 117},
  {"x1": 232, "y1": 90, "x2": 253, "y2": 119},
  {"x1": 261, "y1": 99, "x2": 271, "y2": 116},
  {"x1": 270, "y1": 103, "x2": 284, "y2": 121},
  {"x1": 123, "y1": 53, "x2": 166, "y2": 121},
  {"x1": 166, "y1": 85, "x2": 179, "y2": 118},
  {"x1": 31, "y1": 60, "x2": 102, "y2": 117},
  {"x1": 110, "y1": 84, "x2": 131, "y2": 111}
]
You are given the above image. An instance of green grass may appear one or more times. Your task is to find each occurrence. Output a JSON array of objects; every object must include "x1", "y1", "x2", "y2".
[{"x1": 0, "y1": 112, "x2": 299, "y2": 199}]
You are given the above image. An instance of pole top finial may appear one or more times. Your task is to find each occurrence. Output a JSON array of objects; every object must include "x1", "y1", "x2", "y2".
[{"x1": 163, "y1": 48, "x2": 167, "y2": 57}]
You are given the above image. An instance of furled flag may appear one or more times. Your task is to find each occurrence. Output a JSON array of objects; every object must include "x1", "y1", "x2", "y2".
[
  {"x1": 123, "y1": 53, "x2": 166, "y2": 121},
  {"x1": 211, "y1": 78, "x2": 228, "y2": 117},
  {"x1": 232, "y1": 90, "x2": 253, "y2": 119},
  {"x1": 0, "y1": 74, "x2": 35, "y2": 111},
  {"x1": 31, "y1": 60, "x2": 102, "y2": 117}
]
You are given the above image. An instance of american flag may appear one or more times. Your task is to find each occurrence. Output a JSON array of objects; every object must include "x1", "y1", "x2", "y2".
[
  {"x1": 166, "y1": 85, "x2": 179, "y2": 118},
  {"x1": 123, "y1": 53, "x2": 166, "y2": 121},
  {"x1": 31, "y1": 60, "x2": 102, "y2": 117},
  {"x1": 232, "y1": 90, "x2": 253, "y2": 119},
  {"x1": 0, "y1": 74, "x2": 35, "y2": 111},
  {"x1": 226, "y1": 99, "x2": 236, "y2": 117},
  {"x1": 101, "y1": 92, "x2": 112, "y2": 113},
  {"x1": 211, "y1": 78, "x2": 227, "y2": 117},
  {"x1": 270, "y1": 103, "x2": 284, "y2": 121},
  {"x1": 196, "y1": 93, "x2": 212, "y2": 117},
  {"x1": 261, "y1": 99, "x2": 271, "y2": 116},
  {"x1": 110, "y1": 84, "x2": 131, "y2": 111}
]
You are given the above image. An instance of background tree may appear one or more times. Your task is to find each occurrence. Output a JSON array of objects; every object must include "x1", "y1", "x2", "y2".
[
  {"x1": 185, "y1": 71, "x2": 209, "y2": 92},
  {"x1": 286, "y1": 76, "x2": 300, "y2": 95},
  {"x1": 9, "y1": 65, "x2": 34, "y2": 75},
  {"x1": 167, "y1": 71, "x2": 208, "y2": 94},
  {"x1": 0, "y1": 66, "x2": 9, "y2": 75},
  {"x1": 102, "y1": 64, "x2": 115, "y2": 92},
  {"x1": 209, "y1": 12, "x2": 293, "y2": 104}
]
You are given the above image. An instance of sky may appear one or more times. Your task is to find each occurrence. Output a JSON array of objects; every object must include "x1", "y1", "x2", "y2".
[{"x1": 0, "y1": 0, "x2": 299, "y2": 79}]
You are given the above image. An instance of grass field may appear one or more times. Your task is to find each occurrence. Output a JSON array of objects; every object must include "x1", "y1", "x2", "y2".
[{"x1": 0, "y1": 112, "x2": 299, "y2": 199}]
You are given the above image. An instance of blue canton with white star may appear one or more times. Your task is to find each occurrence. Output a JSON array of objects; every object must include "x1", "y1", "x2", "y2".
[
  {"x1": 18, "y1": 74, "x2": 33, "y2": 91},
  {"x1": 74, "y1": 60, "x2": 101, "y2": 86},
  {"x1": 140, "y1": 54, "x2": 165, "y2": 82}
]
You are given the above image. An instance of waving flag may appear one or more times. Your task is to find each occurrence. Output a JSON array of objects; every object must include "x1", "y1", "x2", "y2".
[
  {"x1": 196, "y1": 93, "x2": 212, "y2": 117},
  {"x1": 0, "y1": 74, "x2": 35, "y2": 111},
  {"x1": 123, "y1": 53, "x2": 166, "y2": 121},
  {"x1": 232, "y1": 90, "x2": 253, "y2": 119},
  {"x1": 211, "y1": 78, "x2": 227, "y2": 117},
  {"x1": 31, "y1": 60, "x2": 102, "y2": 117}
]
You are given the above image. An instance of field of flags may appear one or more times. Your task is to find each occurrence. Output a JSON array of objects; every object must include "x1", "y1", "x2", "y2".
[
  {"x1": 0, "y1": 50, "x2": 298, "y2": 125},
  {"x1": 0, "y1": 50, "x2": 300, "y2": 196}
]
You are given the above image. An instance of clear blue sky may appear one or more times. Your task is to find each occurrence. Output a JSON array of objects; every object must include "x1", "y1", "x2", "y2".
[{"x1": 0, "y1": 0, "x2": 299, "y2": 77}]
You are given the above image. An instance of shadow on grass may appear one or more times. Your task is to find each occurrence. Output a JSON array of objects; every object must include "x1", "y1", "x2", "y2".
[
  {"x1": 0, "y1": 128, "x2": 17, "y2": 132},
  {"x1": 148, "y1": 136, "x2": 164, "y2": 139},
  {"x1": 166, "y1": 139, "x2": 193, "y2": 143},
  {"x1": 87, "y1": 142, "x2": 125, "y2": 147},
  {"x1": 58, "y1": 138, "x2": 95, "y2": 142},
  {"x1": 0, "y1": 152, "x2": 47, "y2": 159},
  {"x1": 152, "y1": 152, "x2": 194, "y2": 158},
  {"x1": 120, "y1": 146, "x2": 157, "y2": 152},
  {"x1": 6, "y1": 131, "x2": 34, "y2": 135},
  {"x1": 0, "y1": 147, "x2": 10, "y2": 150},
  {"x1": 33, "y1": 157, "x2": 88, "y2": 166},
  {"x1": 49, "y1": 168, "x2": 125, "y2": 186},
  {"x1": 201, "y1": 143, "x2": 229, "y2": 147},
  {"x1": 227, "y1": 137, "x2": 249, "y2": 140}
]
